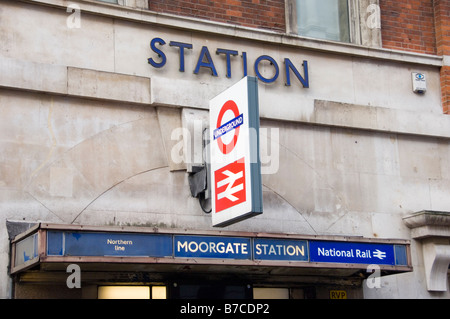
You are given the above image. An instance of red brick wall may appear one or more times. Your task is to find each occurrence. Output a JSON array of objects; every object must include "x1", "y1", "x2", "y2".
[
  {"x1": 379, "y1": 0, "x2": 436, "y2": 55},
  {"x1": 434, "y1": 0, "x2": 450, "y2": 114},
  {"x1": 442, "y1": 66, "x2": 450, "y2": 114},
  {"x1": 371, "y1": 0, "x2": 449, "y2": 114},
  {"x1": 148, "y1": 1, "x2": 438, "y2": 55},
  {"x1": 434, "y1": 0, "x2": 450, "y2": 56},
  {"x1": 148, "y1": 0, "x2": 449, "y2": 113},
  {"x1": 148, "y1": 0, "x2": 286, "y2": 32}
]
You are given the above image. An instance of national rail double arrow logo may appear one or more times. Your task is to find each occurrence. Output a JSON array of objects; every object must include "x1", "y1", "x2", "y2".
[{"x1": 214, "y1": 159, "x2": 246, "y2": 213}]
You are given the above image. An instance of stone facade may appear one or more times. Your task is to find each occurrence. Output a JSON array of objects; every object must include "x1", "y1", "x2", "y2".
[{"x1": 1, "y1": 0, "x2": 449, "y2": 298}]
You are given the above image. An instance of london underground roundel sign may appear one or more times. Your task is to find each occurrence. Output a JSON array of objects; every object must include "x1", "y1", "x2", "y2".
[
  {"x1": 215, "y1": 100, "x2": 242, "y2": 155},
  {"x1": 209, "y1": 76, "x2": 263, "y2": 227}
]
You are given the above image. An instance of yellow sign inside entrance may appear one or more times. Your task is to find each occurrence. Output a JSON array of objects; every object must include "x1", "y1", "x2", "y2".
[{"x1": 329, "y1": 290, "x2": 347, "y2": 299}]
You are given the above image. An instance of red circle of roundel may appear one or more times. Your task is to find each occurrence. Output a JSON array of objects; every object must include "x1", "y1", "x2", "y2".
[{"x1": 216, "y1": 100, "x2": 240, "y2": 155}]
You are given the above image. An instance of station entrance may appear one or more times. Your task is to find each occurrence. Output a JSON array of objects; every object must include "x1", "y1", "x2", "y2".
[{"x1": 9, "y1": 223, "x2": 411, "y2": 299}]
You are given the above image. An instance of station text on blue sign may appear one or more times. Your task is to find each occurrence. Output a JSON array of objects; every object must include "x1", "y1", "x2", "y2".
[
  {"x1": 253, "y1": 238, "x2": 308, "y2": 261},
  {"x1": 148, "y1": 37, "x2": 309, "y2": 87},
  {"x1": 174, "y1": 235, "x2": 251, "y2": 259}
]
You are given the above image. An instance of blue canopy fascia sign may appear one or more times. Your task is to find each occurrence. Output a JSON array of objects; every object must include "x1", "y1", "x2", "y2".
[
  {"x1": 41, "y1": 231, "x2": 408, "y2": 267},
  {"x1": 10, "y1": 225, "x2": 411, "y2": 275}
]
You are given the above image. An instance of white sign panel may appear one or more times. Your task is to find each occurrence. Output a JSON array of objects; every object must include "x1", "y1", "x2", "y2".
[{"x1": 209, "y1": 76, "x2": 263, "y2": 227}]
